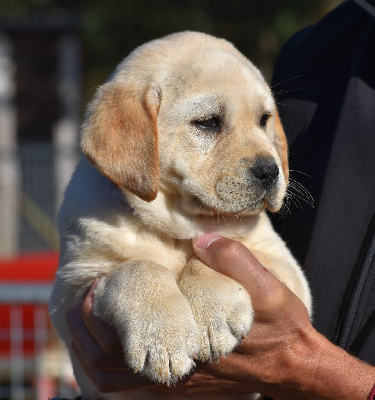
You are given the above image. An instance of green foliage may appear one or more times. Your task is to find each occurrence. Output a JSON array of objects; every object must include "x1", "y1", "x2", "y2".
[{"x1": 0, "y1": 0, "x2": 344, "y2": 100}]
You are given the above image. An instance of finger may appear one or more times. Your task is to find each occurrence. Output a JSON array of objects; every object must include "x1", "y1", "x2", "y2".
[
  {"x1": 67, "y1": 302, "x2": 128, "y2": 371},
  {"x1": 81, "y1": 278, "x2": 123, "y2": 353},
  {"x1": 72, "y1": 341, "x2": 153, "y2": 393},
  {"x1": 192, "y1": 234, "x2": 286, "y2": 308}
]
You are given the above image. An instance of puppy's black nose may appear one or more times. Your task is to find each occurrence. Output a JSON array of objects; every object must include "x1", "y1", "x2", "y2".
[{"x1": 251, "y1": 162, "x2": 279, "y2": 189}]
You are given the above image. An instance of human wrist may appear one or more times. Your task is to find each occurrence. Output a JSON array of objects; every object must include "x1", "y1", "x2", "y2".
[
  {"x1": 267, "y1": 326, "x2": 375, "y2": 400},
  {"x1": 294, "y1": 330, "x2": 375, "y2": 400}
]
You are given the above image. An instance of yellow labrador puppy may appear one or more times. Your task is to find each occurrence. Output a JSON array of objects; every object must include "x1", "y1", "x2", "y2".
[{"x1": 49, "y1": 31, "x2": 311, "y2": 400}]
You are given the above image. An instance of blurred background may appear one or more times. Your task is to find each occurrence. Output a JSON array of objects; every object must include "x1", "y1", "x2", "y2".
[{"x1": 0, "y1": 0, "x2": 343, "y2": 399}]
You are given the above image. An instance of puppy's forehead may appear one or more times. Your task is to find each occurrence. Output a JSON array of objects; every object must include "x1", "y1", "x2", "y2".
[{"x1": 165, "y1": 49, "x2": 274, "y2": 110}]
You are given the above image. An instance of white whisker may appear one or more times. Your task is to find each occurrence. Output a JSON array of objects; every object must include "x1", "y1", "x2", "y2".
[
  {"x1": 273, "y1": 87, "x2": 307, "y2": 96},
  {"x1": 271, "y1": 75, "x2": 303, "y2": 89},
  {"x1": 277, "y1": 171, "x2": 314, "y2": 219}
]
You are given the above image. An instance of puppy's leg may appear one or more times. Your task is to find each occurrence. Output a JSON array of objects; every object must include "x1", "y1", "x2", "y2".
[
  {"x1": 93, "y1": 260, "x2": 200, "y2": 385},
  {"x1": 178, "y1": 258, "x2": 253, "y2": 362}
]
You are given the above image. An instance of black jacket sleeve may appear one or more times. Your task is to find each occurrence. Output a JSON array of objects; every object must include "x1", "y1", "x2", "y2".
[{"x1": 271, "y1": 0, "x2": 375, "y2": 364}]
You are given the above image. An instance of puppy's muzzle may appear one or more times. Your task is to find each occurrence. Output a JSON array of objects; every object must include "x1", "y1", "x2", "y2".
[{"x1": 212, "y1": 157, "x2": 283, "y2": 215}]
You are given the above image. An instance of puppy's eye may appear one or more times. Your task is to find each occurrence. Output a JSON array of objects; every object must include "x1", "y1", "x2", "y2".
[
  {"x1": 260, "y1": 111, "x2": 271, "y2": 128},
  {"x1": 192, "y1": 116, "x2": 222, "y2": 132}
]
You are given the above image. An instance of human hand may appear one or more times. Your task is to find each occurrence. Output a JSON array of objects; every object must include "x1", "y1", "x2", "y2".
[{"x1": 168, "y1": 233, "x2": 317, "y2": 399}]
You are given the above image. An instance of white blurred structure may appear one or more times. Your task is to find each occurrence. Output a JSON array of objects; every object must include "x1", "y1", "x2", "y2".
[
  {"x1": 0, "y1": 15, "x2": 82, "y2": 399},
  {"x1": 0, "y1": 15, "x2": 81, "y2": 257},
  {"x1": 0, "y1": 35, "x2": 18, "y2": 257}
]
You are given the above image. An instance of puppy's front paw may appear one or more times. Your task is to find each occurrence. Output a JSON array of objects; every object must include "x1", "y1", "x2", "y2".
[
  {"x1": 93, "y1": 261, "x2": 200, "y2": 385},
  {"x1": 179, "y1": 259, "x2": 253, "y2": 361},
  {"x1": 123, "y1": 302, "x2": 200, "y2": 385}
]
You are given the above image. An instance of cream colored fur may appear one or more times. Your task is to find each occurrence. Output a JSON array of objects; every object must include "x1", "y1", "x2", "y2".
[{"x1": 49, "y1": 32, "x2": 311, "y2": 400}]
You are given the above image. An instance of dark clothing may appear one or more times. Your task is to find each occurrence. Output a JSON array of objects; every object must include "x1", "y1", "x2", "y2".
[{"x1": 271, "y1": 0, "x2": 375, "y2": 365}]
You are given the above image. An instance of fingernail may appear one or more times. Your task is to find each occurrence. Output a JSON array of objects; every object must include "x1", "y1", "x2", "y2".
[
  {"x1": 88, "y1": 278, "x2": 100, "y2": 304},
  {"x1": 193, "y1": 233, "x2": 222, "y2": 249}
]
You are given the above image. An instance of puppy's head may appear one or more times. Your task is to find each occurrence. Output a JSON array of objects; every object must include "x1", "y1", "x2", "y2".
[{"x1": 81, "y1": 32, "x2": 289, "y2": 217}]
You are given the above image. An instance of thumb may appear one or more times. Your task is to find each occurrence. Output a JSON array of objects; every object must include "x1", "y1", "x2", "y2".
[{"x1": 192, "y1": 233, "x2": 283, "y2": 309}]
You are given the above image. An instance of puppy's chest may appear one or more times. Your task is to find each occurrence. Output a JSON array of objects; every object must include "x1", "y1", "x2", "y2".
[
  {"x1": 80, "y1": 221, "x2": 194, "y2": 277},
  {"x1": 125, "y1": 237, "x2": 193, "y2": 276}
]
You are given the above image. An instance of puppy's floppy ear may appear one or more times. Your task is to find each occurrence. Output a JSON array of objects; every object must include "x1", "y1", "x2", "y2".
[
  {"x1": 81, "y1": 82, "x2": 160, "y2": 202},
  {"x1": 274, "y1": 112, "x2": 289, "y2": 183}
]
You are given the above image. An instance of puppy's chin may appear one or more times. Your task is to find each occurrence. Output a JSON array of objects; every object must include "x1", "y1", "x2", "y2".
[{"x1": 181, "y1": 193, "x2": 273, "y2": 217}]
